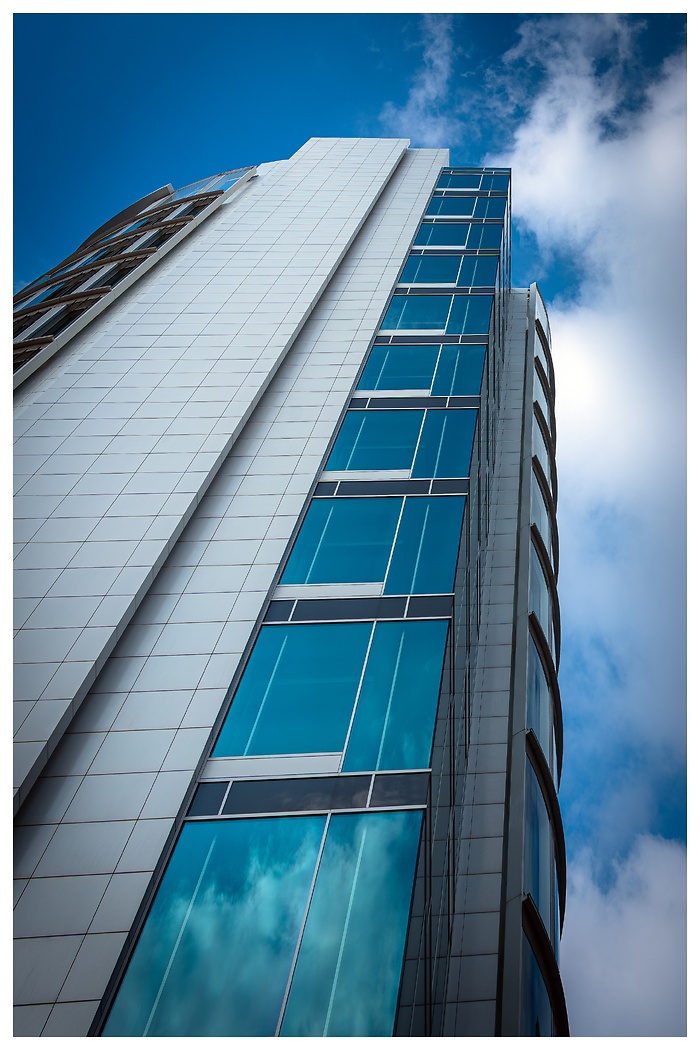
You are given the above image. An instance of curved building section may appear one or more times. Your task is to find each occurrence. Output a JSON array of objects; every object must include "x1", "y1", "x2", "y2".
[{"x1": 13, "y1": 168, "x2": 255, "y2": 383}]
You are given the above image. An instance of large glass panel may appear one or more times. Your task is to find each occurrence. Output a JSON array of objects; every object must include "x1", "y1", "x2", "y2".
[
  {"x1": 412, "y1": 410, "x2": 477, "y2": 478},
  {"x1": 385, "y1": 496, "x2": 465, "y2": 594},
  {"x1": 474, "y1": 197, "x2": 508, "y2": 219},
  {"x1": 534, "y1": 366, "x2": 551, "y2": 432},
  {"x1": 436, "y1": 173, "x2": 482, "y2": 189},
  {"x1": 357, "y1": 344, "x2": 439, "y2": 391},
  {"x1": 481, "y1": 174, "x2": 510, "y2": 192},
  {"x1": 432, "y1": 345, "x2": 485, "y2": 396},
  {"x1": 343, "y1": 620, "x2": 448, "y2": 771},
  {"x1": 525, "y1": 761, "x2": 555, "y2": 946},
  {"x1": 281, "y1": 498, "x2": 402, "y2": 585},
  {"x1": 466, "y1": 225, "x2": 503, "y2": 250},
  {"x1": 521, "y1": 934, "x2": 553, "y2": 1036},
  {"x1": 534, "y1": 328, "x2": 551, "y2": 384},
  {"x1": 529, "y1": 542, "x2": 552, "y2": 649},
  {"x1": 212, "y1": 623, "x2": 373, "y2": 757},
  {"x1": 426, "y1": 196, "x2": 478, "y2": 217},
  {"x1": 399, "y1": 254, "x2": 461, "y2": 284},
  {"x1": 457, "y1": 255, "x2": 499, "y2": 287},
  {"x1": 531, "y1": 471, "x2": 552, "y2": 558},
  {"x1": 446, "y1": 295, "x2": 493, "y2": 335},
  {"x1": 280, "y1": 810, "x2": 422, "y2": 1036},
  {"x1": 414, "y1": 223, "x2": 470, "y2": 247},
  {"x1": 325, "y1": 410, "x2": 423, "y2": 471},
  {"x1": 15, "y1": 281, "x2": 67, "y2": 310},
  {"x1": 103, "y1": 816, "x2": 325, "y2": 1037},
  {"x1": 381, "y1": 295, "x2": 451, "y2": 331},
  {"x1": 532, "y1": 415, "x2": 552, "y2": 487},
  {"x1": 526, "y1": 633, "x2": 556, "y2": 777}
]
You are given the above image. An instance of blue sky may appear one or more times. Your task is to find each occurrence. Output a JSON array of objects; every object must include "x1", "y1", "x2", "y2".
[{"x1": 13, "y1": 10, "x2": 687, "y2": 1037}]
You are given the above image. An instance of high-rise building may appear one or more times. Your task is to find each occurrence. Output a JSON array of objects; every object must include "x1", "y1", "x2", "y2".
[{"x1": 13, "y1": 138, "x2": 567, "y2": 1037}]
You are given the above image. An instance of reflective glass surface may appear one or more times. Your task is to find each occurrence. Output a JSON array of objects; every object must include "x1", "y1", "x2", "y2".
[
  {"x1": 531, "y1": 471, "x2": 552, "y2": 559},
  {"x1": 529, "y1": 542, "x2": 552, "y2": 649},
  {"x1": 446, "y1": 295, "x2": 493, "y2": 335},
  {"x1": 102, "y1": 816, "x2": 325, "y2": 1036},
  {"x1": 481, "y1": 174, "x2": 510, "y2": 192},
  {"x1": 474, "y1": 197, "x2": 507, "y2": 219},
  {"x1": 466, "y1": 225, "x2": 503, "y2": 250},
  {"x1": 326, "y1": 410, "x2": 423, "y2": 470},
  {"x1": 457, "y1": 255, "x2": 499, "y2": 287},
  {"x1": 343, "y1": 620, "x2": 448, "y2": 770},
  {"x1": 534, "y1": 328, "x2": 551, "y2": 384},
  {"x1": 357, "y1": 344, "x2": 439, "y2": 390},
  {"x1": 431, "y1": 345, "x2": 485, "y2": 395},
  {"x1": 534, "y1": 366, "x2": 551, "y2": 432},
  {"x1": 385, "y1": 496, "x2": 465, "y2": 594},
  {"x1": 281, "y1": 498, "x2": 401, "y2": 584},
  {"x1": 521, "y1": 934, "x2": 553, "y2": 1036},
  {"x1": 426, "y1": 196, "x2": 478, "y2": 217},
  {"x1": 381, "y1": 295, "x2": 451, "y2": 330},
  {"x1": 532, "y1": 415, "x2": 552, "y2": 486},
  {"x1": 525, "y1": 761, "x2": 557, "y2": 947},
  {"x1": 280, "y1": 810, "x2": 422, "y2": 1036},
  {"x1": 414, "y1": 223, "x2": 471, "y2": 247},
  {"x1": 436, "y1": 173, "x2": 482, "y2": 189},
  {"x1": 413, "y1": 410, "x2": 477, "y2": 478},
  {"x1": 16, "y1": 281, "x2": 67, "y2": 311},
  {"x1": 399, "y1": 254, "x2": 461, "y2": 284},
  {"x1": 212, "y1": 623, "x2": 372, "y2": 757},
  {"x1": 526, "y1": 634, "x2": 556, "y2": 778}
]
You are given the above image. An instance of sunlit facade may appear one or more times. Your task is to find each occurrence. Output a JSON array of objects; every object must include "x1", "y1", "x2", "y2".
[{"x1": 13, "y1": 138, "x2": 567, "y2": 1036}]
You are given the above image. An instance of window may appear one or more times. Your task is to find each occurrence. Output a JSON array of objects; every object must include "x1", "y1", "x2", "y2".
[
  {"x1": 532, "y1": 414, "x2": 552, "y2": 488},
  {"x1": 529, "y1": 541, "x2": 553, "y2": 651},
  {"x1": 103, "y1": 810, "x2": 423, "y2": 1037},
  {"x1": 280, "y1": 495, "x2": 465, "y2": 595},
  {"x1": 531, "y1": 471, "x2": 552, "y2": 560},
  {"x1": 325, "y1": 410, "x2": 478, "y2": 478},
  {"x1": 457, "y1": 255, "x2": 499, "y2": 287},
  {"x1": 525, "y1": 760, "x2": 559, "y2": 950},
  {"x1": 534, "y1": 365, "x2": 551, "y2": 432},
  {"x1": 521, "y1": 934, "x2": 553, "y2": 1037},
  {"x1": 473, "y1": 197, "x2": 507, "y2": 219},
  {"x1": 414, "y1": 223, "x2": 502, "y2": 250},
  {"x1": 357, "y1": 343, "x2": 486, "y2": 396},
  {"x1": 436, "y1": 173, "x2": 482, "y2": 189},
  {"x1": 399, "y1": 254, "x2": 461, "y2": 284},
  {"x1": 426, "y1": 196, "x2": 478, "y2": 217},
  {"x1": 213, "y1": 619, "x2": 448, "y2": 769},
  {"x1": 381, "y1": 295, "x2": 492, "y2": 335},
  {"x1": 527, "y1": 633, "x2": 557, "y2": 778}
]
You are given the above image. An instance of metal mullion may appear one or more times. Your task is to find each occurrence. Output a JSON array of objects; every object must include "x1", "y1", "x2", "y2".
[
  {"x1": 382, "y1": 495, "x2": 408, "y2": 593},
  {"x1": 409, "y1": 409, "x2": 429, "y2": 476},
  {"x1": 428, "y1": 343, "x2": 444, "y2": 395}
]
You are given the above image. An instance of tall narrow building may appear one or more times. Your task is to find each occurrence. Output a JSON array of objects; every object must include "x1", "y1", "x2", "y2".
[{"x1": 13, "y1": 138, "x2": 567, "y2": 1037}]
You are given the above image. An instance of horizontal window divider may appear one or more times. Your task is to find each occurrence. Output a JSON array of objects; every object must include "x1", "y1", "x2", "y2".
[
  {"x1": 185, "y1": 804, "x2": 428, "y2": 822},
  {"x1": 348, "y1": 396, "x2": 446, "y2": 409},
  {"x1": 359, "y1": 389, "x2": 431, "y2": 399},
  {"x1": 320, "y1": 468, "x2": 412, "y2": 481},
  {"x1": 407, "y1": 249, "x2": 501, "y2": 257},
  {"x1": 273, "y1": 582, "x2": 384, "y2": 600},
  {"x1": 311, "y1": 479, "x2": 468, "y2": 498}
]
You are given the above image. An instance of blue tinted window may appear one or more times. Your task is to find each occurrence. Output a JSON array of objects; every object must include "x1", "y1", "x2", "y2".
[
  {"x1": 525, "y1": 761, "x2": 556, "y2": 947},
  {"x1": 385, "y1": 496, "x2": 464, "y2": 594},
  {"x1": 474, "y1": 197, "x2": 507, "y2": 219},
  {"x1": 466, "y1": 225, "x2": 503, "y2": 250},
  {"x1": 432, "y1": 345, "x2": 485, "y2": 396},
  {"x1": 527, "y1": 634, "x2": 556, "y2": 779},
  {"x1": 326, "y1": 410, "x2": 423, "y2": 470},
  {"x1": 426, "y1": 196, "x2": 477, "y2": 217},
  {"x1": 534, "y1": 366, "x2": 551, "y2": 431},
  {"x1": 400, "y1": 254, "x2": 461, "y2": 284},
  {"x1": 343, "y1": 620, "x2": 448, "y2": 771},
  {"x1": 414, "y1": 223, "x2": 470, "y2": 247},
  {"x1": 446, "y1": 295, "x2": 493, "y2": 335},
  {"x1": 532, "y1": 415, "x2": 551, "y2": 485},
  {"x1": 529, "y1": 543, "x2": 552, "y2": 650},
  {"x1": 102, "y1": 816, "x2": 325, "y2": 1036},
  {"x1": 481, "y1": 174, "x2": 510, "y2": 192},
  {"x1": 457, "y1": 255, "x2": 499, "y2": 287},
  {"x1": 357, "y1": 344, "x2": 439, "y2": 391},
  {"x1": 531, "y1": 471, "x2": 552, "y2": 560},
  {"x1": 381, "y1": 295, "x2": 451, "y2": 331},
  {"x1": 281, "y1": 498, "x2": 401, "y2": 584},
  {"x1": 437, "y1": 173, "x2": 482, "y2": 189},
  {"x1": 280, "y1": 810, "x2": 422, "y2": 1036},
  {"x1": 213, "y1": 623, "x2": 373, "y2": 757},
  {"x1": 413, "y1": 410, "x2": 477, "y2": 478},
  {"x1": 521, "y1": 935, "x2": 553, "y2": 1036}
]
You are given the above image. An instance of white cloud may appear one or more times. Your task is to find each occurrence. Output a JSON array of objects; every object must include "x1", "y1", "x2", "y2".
[
  {"x1": 560, "y1": 834, "x2": 687, "y2": 1036},
  {"x1": 379, "y1": 15, "x2": 466, "y2": 147}
]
